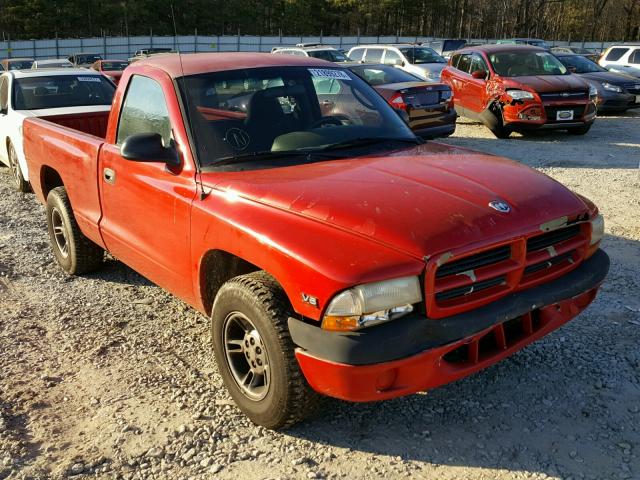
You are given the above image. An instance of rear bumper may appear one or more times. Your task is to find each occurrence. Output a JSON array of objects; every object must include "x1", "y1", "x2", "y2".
[
  {"x1": 290, "y1": 249, "x2": 609, "y2": 402},
  {"x1": 410, "y1": 108, "x2": 457, "y2": 139}
]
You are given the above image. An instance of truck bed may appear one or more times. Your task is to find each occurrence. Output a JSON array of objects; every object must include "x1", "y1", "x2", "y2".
[
  {"x1": 37, "y1": 110, "x2": 110, "y2": 139},
  {"x1": 23, "y1": 111, "x2": 110, "y2": 248}
]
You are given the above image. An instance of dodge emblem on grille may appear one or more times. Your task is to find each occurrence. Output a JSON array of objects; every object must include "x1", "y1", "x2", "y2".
[{"x1": 489, "y1": 200, "x2": 511, "y2": 213}]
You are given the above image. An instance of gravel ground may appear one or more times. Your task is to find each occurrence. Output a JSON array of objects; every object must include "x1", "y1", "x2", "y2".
[{"x1": 1, "y1": 111, "x2": 639, "y2": 480}]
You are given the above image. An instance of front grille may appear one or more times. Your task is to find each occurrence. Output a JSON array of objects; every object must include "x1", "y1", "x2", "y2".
[
  {"x1": 540, "y1": 91, "x2": 588, "y2": 101},
  {"x1": 436, "y1": 245, "x2": 511, "y2": 278},
  {"x1": 544, "y1": 105, "x2": 586, "y2": 122},
  {"x1": 622, "y1": 83, "x2": 640, "y2": 94},
  {"x1": 527, "y1": 224, "x2": 580, "y2": 252},
  {"x1": 436, "y1": 275, "x2": 507, "y2": 302},
  {"x1": 524, "y1": 251, "x2": 575, "y2": 275},
  {"x1": 427, "y1": 224, "x2": 589, "y2": 317}
]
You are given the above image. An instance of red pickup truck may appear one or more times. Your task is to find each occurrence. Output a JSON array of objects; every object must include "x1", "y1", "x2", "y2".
[{"x1": 24, "y1": 53, "x2": 609, "y2": 429}]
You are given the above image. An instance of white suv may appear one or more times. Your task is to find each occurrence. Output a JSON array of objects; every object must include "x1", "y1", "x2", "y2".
[
  {"x1": 347, "y1": 44, "x2": 448, "y2": 82},
  {"x1": 598, "y1": 45, "x2": 640, "y2": 78},
  {"x1": 271, "y1": 44, "x2": 350, "y2": 62}
]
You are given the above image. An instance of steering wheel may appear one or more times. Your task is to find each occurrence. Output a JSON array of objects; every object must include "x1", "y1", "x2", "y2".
[{"x1": 309, "y1": 116, "x2": 347, "y2": 129}]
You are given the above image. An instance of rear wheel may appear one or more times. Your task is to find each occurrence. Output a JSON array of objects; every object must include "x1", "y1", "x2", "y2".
[
  {"x1": 211, "y1": 271, "x2": 321, "y2": 429},
  {"x1": 7, "y1": 143, "x2": 31, "y2": 193},
  {"x1": 568, "y1": 124, "x2": 592, "y2": 135},
  {"x1": 46, "y1": 186, "x2": 104, "y2": 275}
]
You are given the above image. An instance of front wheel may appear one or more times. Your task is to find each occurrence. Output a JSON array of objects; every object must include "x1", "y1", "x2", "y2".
[
  {"x1": 211, "y1": 271, "x2": 321, "y2": 429},
  {"x1": 7, "y1": 143, "x2": 31, "y2": 193},
  {"x1": 568, "y1": 124, "x2": 592, "y2": 135},
  {"x1": 46, "y1": 187, "x2": 104, "y2": 275}
]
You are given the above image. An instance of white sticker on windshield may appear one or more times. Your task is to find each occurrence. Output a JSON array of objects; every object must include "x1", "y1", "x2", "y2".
[
  {"x1": 77, "y1": 76, "x2": 102, "y2": 82},
  {"x1": 308, "y1": 68, "x2": 351, "y2": 80}
]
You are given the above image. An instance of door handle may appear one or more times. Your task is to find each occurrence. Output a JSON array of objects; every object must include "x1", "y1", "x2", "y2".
[{"x1": 103, "y1": 168, "x2": 116, "y2": 185}]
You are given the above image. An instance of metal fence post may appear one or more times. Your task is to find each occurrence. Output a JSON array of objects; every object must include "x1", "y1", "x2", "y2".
[
  {"x1": 33, "y1": 39, "x2": 36, "y2": 59},
  {"x1": 237, "y1": 29, "x2": 241, "y2": 51},
  {"x1": 55, "y1": 33, "x2": 59, "y2": 58},
  {"x1": 194, "y1": 28, "x2": 197, "y2": 52},
  {"x1": 103, "y1": 33, "x2": 107, "y2": 58}
]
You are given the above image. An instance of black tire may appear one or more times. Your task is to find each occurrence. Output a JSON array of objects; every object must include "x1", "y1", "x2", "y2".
[
  {"x1": 211, "y1": 271, "x2": 321, "y2": 429},
  {"x1": 568, "y1": 124, "x2": 592, "y2": 135},
  {"x1": 7, "y1": 142, "x2": 31, "y2": 193},
  {"x1": 486, "y1": 106, "x2": 511, "y2": 139},
  {"x1": 46, "y1": 186, "x2": 104, "y2": 275}
]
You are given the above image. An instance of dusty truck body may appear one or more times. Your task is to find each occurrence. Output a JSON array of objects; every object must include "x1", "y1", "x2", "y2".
[{"x1": 23, "y1": 53, "x2": 609, "y2": 429}]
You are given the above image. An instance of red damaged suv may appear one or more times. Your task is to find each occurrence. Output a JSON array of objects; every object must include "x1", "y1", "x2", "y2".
[{"x1": 441, "y1": 44, "x2": 597, "y2": 138}]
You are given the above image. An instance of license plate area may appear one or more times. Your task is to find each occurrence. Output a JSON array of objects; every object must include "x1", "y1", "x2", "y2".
[{"x1": 556, "y1": 110, "x2": 574, "y2": 121}]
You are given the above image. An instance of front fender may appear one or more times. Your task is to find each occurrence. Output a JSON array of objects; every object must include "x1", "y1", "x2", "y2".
[{"x1": 190, "y1": 187, "x2": 425, "y2": 321}]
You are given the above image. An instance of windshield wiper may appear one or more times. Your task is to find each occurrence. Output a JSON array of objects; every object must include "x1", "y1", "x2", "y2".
[
  {"x1": 313, "y1": 136, "x2": 422, "y2": 152},
  {"x1": 211, "y1": 149, "x2": 344, "y2": 167}
]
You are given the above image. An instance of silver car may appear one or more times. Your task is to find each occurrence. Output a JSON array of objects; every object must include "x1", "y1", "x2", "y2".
[{"x1": 347, "y1": 44, "x2": 448, "y2": 82}]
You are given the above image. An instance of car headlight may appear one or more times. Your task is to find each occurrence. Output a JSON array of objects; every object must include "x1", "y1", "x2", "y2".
[
  {"x1": 425, "y1": 71, "x2": 441, "y2": 80},
  {"x1": 441, "y1": 89, "x2": 452, "y2": 99},
  {"x1": 322, "y1": 276, "x2": 422, "y2": 331},
  {"x1": 588, "y1": 84, "x2": 599, "y2": 97},
  {"x1": 601, "y1": 82, "x2": 622, "y2": 93},
  {"x1": 506, "y1": 89, "x2": 535, "y2": 101},
  {"x1": 590, "y1": 214, "x2": 604, "y2": 246}
]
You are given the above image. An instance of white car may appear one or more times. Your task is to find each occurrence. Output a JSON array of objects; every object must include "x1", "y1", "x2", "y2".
[
  {"x1": 598, "y1": 44, "x2": 640, "y2": 78},
  {"x1": 347, "y1": 44, "x2": 448, "y2": 81},
  {"x1": 271, "y1": 44, "x2": 351, "y2": 62},
  {"x1": 0, "y1": 69, "x2": 115, "y2": 192},
  {"x1": 31, "y1": 59, "x2": 74, "y2": 69}
]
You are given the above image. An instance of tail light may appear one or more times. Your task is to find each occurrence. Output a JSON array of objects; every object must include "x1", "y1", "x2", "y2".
[{"x1": 389, "y1": 92, "x2": 408, "y2": 111}]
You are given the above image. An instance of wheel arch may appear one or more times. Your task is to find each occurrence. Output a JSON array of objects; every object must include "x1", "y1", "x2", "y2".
[
  {"x1": 40, "y1": 165, "x2": 64, "y2": 199},
  {"x1": 199, "y1": 249, "x2": 290, "y2": 316}
]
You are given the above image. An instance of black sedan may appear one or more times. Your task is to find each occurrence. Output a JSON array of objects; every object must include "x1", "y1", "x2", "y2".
[
  {"x1": 556, "y1": 54, "x2": 640, "y2": 112},
  {"x1": 346, "y1": 63, "x2": 456, "y2": 139}
]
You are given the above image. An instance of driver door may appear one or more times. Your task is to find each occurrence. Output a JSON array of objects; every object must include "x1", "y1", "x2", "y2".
[{"x1": 98, "y1": 74, "x2": 197, "y2": 300}]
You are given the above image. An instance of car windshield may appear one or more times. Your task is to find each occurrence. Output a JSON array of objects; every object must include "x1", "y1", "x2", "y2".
[
  {"x1": 349, "y1": 65, "x2": 420, "y2": 85},
  {"x1": 9, "y1": 60, "x2": 34, "y2": 70},
  {"x1": 307, "y1": 50, "x2": 350, "y2": 62},
  {"x1": 489, "y1": 51, "x2": 568, "y2": 76},
  {"x1": 78, "y1": 55, "x2": 102, "y2": 64},
  {"x1": 557, "y1": 55, "x2": 605, "y2": 73},
  {"x1": 102, "y1": 61, "x2": 129, "y2": 71},
  {"x1": 442, "y1": 40, "x2": 467, "y2": 52},
  {"x1": 13, "y1": 75, "x2": 115, "y2": 110},
  {"x1": 38, "y1": 61, "x2": 73, "y2": 68},
  {"x1": 399, "y1": 47, "x2": 446, "y2": 64},
  {"x1": 529, "y1": 40, "x2": 550, "y2": 49},
  {"x1": 178, "y1": 66, "x2": 416, "y2": 168}
]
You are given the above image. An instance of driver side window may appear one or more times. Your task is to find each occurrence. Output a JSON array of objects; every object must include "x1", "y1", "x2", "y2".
[{"x1": 117, "y1": 75, "x2": 172, "y2": 146}]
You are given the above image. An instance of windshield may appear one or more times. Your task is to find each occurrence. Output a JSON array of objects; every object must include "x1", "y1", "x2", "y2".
[
  {"x1": 9, "y1": 60, "x2": 34, "y2": 70},
  {"x1": 348, "y1": 65, "x2": 420, "y2": 85},
  {"x1": 529, "y1": 40, "x2": 550, "y2": 49},
  {"x1": 307, "y1": 50, "x2": 350, "y2": 62},
  {"x1": 489, "y1": 51, "x2": 568, "y2": 76},
  {"x1": 442, "y1": 40, "x2": 467, "y2": 52},
  {"x1": 178, "y1": 66, "x2": 415, "y2": 168},
  {"x1": 102, "y1": 61, "x2": 129, "y2": 71},
  {"x1": 557, "y1": 55, "x2": 605, "y2": 73},
  {"x1": 13, "y1": 75, "x2": 115, "y2": 110},
  {"x1": 78, "y1": 55, "x2": 102, "y2": 64},
  {"x1": 399, "y1": 47, "x2": 446, "y2": 64},
  {"x1": 37, "y1": 61, "x2": 73, "y2": 68}
]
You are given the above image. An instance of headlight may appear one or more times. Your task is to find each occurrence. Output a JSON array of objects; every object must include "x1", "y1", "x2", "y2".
[
  {"x1": 322, "y1": 276, "x2": 422, "y2": 331},
  {"x1": 589, "y1": 84, "x2": 599, "y2": 97},
  {"x1": 590, "y1": 214, "x2": 604, "y2": 246},
  {"x1": 507, "y1": 90, "x2": 535, "y2": 101},
  {"x1": 441, "y1": 90, "x2": 452, "y2": 99},
  {"x1": 601, "y1": 82, "x2": 622, "y2": 93},
  {"x1": 425, "y1": 71, "x2": 441, "y2": 80}
]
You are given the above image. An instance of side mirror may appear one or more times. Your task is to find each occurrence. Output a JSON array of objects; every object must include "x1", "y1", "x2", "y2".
[
  {"x1": 121, "y1": 133, "x2": 180, "y2": 167},
  {"x1": 471, "y1": 70, "x2": 487, "y2": 80}
]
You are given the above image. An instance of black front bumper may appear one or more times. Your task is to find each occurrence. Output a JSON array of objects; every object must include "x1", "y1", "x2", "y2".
[{"x1": 289, "y1": 249, "x2": 609, "y2": 366}]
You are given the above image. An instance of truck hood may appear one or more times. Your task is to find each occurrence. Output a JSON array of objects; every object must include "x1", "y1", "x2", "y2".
[
  {"x1": 501, "y1": 74, "x2": 588, "y2": 93},
  {"x1": 202, "y1": 143, "x2": 588, "y2": 259}
]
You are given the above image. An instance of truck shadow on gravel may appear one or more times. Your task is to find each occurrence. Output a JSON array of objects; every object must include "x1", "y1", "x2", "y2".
[
  {"x1": 446, "y1": 110, "x2": 640, "y2": 169},
  {"x1": 286, "y1": 233, "x2": 639, "y2": 478}
]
